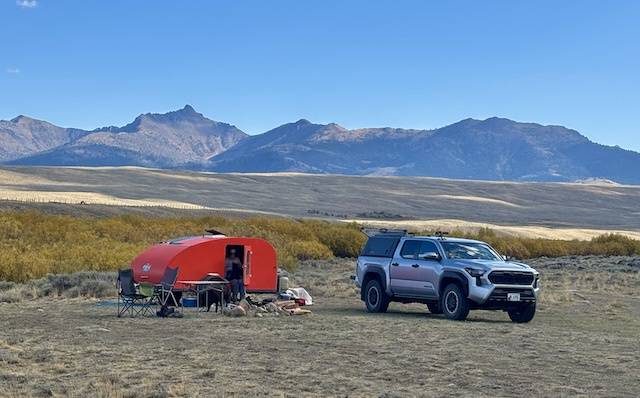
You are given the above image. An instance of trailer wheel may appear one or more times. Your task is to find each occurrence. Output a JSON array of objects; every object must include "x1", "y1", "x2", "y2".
[{"x1": 364, "y1": 279, "x2": 389, "y2": 313}]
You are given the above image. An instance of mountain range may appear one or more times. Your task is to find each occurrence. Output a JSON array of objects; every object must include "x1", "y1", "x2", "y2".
[{"x1": 3, "y1": 105, "x2": 640, "y2": 184}]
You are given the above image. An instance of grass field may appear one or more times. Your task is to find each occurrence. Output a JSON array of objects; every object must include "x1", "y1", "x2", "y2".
[
  {"x1": 1, "y1": 256, "x2": 638, "y2": 397},
  {"x1": 1, "y1": 167, "x2": 639, "y2": 397},
  {"x1": 3, "y1": 166, "x2": 640, "y2": 237}
]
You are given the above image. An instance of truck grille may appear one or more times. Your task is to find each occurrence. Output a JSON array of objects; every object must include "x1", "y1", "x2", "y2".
[
  {"x1": 488, "y1": 271, "x2": 534, "y2": 285},
  {"x1": 488, "y1": 288, "x2": 536, "y2": 302}
]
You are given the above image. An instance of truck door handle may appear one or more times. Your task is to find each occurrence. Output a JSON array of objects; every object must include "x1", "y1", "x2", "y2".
[
  {"x1": 411, "y1": 264, "x2": 420, "y2": 268},
  {"x1": 391, "y1": 263, "x2": 399, "y2": 266}
]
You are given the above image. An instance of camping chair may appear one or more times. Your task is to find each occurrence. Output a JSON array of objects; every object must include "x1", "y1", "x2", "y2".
[
  {"x1": 154, "y1": 267, "x2": 181, "y2": 315},
  {"x1": 117, "y1": 269, "x2": 155, "y2": 317}
]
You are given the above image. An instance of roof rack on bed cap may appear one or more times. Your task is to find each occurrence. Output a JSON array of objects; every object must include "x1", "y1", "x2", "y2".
[
  {"x1": 435, "y1": 231, "x2": 449, "y2": 240},
  {"x1": 204, "y1": 229, "x2": 226, "y2": 236},
  {"x1": 360, "y1": 227, "x2": 412, "y2": 237}
]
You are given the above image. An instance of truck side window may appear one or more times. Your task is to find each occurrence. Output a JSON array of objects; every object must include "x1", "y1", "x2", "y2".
[
  {"x1": 361, "y1": 237, "x2": 400, "y2": 257},
  {"x1": 418, "y1": 241, "x2": 439, "y2": 258},
  {"x1": 400, "y1": 240, "x2": 420, "y2": 259}
]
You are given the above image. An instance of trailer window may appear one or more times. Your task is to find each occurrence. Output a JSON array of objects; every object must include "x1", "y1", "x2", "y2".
[{"x1": 361, "y1": 237, "x2": 400, "y2": 258}]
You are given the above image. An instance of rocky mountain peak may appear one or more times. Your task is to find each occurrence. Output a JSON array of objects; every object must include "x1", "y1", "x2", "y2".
[
  {"x1": 10, "y1": 115, "x2": 30, "y2": 123},
  {"x1": 3, "y1": 109, "x2": 640, "y2": 184}
]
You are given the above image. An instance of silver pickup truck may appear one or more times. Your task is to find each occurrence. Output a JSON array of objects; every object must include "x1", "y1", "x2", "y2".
[{"x1": 353, "y1": 229, "x2": 540, "y2": 322}]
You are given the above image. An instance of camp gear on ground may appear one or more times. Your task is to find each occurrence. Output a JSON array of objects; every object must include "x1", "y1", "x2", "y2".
[
  {"x1": 286, "y1": 287, "x2": 313, "y2": 306},
  {"x1": 183, "y1": 297, "x2": 198, "y2": 307},
  {"x1": 117, "y1": 268, "x2": 155, "y2": 317},
  {"x1": 222, "y1": 295, "x2": 313, "y2": 317},
  {"x1": 153, "y1": 267, "x2": 181, "y2": 315},
  {"x1": 277, "y1": 293, "x2": 293, "y2": 301},
  {"x1": 277, "y1": 275, "x2": 289, "y2": 292},
  {"x1": 178, "y1": 279, "x2": 229, "y2": 312},
  {"x1": 156, "y1": 306, "x2": 184, "y2": 318}
]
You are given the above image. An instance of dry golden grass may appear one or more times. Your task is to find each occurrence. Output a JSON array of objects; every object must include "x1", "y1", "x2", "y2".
[
  {"x1": 0, "y1": 188, "x2": 210, "y2": 210},
  {"x1": 3, "y1": 166, "x2": 640, "y2": 234},
  {"x1": 0, "y1": 256, "x2": 638, "y2": 397},
  {"x1": 346, "y1": 218, "x2": 640, "y2": 240}
]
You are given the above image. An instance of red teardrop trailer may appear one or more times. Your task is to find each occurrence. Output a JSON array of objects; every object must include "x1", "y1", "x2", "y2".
[{"x1": 130, "y1": 231, "x2": 278, "y2": 293}]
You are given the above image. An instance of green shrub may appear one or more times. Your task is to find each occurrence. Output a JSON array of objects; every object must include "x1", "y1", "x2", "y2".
[
  {"x1": 0, "y1": 211, "x2": 639, "y2": 283},
  {"x1": 286, "y1": 240, "x2": 334, "y2": 261},
  {"x1": 302, "y1": 220, "x2": 366, "y2": 257},
  {"x1": 0, "y1": 212, "x2": 361, "y2": 282}
]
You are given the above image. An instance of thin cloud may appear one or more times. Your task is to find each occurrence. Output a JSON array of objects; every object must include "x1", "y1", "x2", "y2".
[
  {"x1": 6, "y1": 68, "x2": 21, "y2": 74},
  {"x1": 16, "y1": 0, "x2": 37, "y2": 8}
]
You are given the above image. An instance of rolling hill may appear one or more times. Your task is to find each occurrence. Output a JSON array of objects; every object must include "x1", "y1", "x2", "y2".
[{"x1": 2, "y1": 166, "x2": 640, "y2": 236}]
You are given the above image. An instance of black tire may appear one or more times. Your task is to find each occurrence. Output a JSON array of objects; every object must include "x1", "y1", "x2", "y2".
[
  {"x1": 364, "y1": 279, "x2": 389, "y2": 313},
  {"x1": 508, "y1": 303, "x2": 536, "y2": 323},
  {"x1": 441, "y1": 283, "x2": 470, "y2": 321},
  {"x1": 427, "y1": 302, "x2": 442, "y2": 314}
]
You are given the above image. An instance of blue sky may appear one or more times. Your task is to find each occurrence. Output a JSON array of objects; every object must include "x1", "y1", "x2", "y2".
[{"x1": 1, "y1": 1, "x2": 639, "y2": 150}]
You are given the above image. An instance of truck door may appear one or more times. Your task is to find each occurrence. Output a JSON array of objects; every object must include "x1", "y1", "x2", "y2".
[
  {"x1": 390, "y1": 240, "x2": 422, "y2": 296},
  {"x1": 243, "y1": 246, "x2": 252, "y2": 286},
  {"x1": 412, "y1": 240, "x2": 441, "y2": 298}
]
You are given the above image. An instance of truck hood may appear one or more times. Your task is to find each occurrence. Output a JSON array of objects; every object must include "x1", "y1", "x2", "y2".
[{"x1": 448, "y1": 259, "x2": 536, "y2": 273}]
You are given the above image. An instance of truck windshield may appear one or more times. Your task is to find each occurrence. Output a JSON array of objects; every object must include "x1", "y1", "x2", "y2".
[{"x1": 440, "y1": 242, "x2": 502, "y2": 261}]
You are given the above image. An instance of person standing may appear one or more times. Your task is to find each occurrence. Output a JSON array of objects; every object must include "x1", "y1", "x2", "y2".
[{"x1": 225, "y1": 249, "x2": 245, "y2": 302}]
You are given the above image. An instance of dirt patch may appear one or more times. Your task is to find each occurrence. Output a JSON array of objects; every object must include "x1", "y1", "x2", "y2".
[{"x1": 0, "y1": 256, "x2": 638, "y2": 397}]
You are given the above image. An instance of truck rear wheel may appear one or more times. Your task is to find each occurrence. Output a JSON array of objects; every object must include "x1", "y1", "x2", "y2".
[
  {"x1": 507, "y1": 303, "x2": 536, "y2": 323},
  {"x1": 364, "y1": 279, "x2": 389, "y2": 313},
  {"x1": 441, "y1": 283, "x2": 469, "y2": 321},
  {"x1": 427, "y1": 302, "x2": 442, "y2": 314}
]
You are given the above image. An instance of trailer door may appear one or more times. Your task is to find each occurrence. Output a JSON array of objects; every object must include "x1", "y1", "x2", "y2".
[{"x1": 243, "y1": 246, "x2": 253, "y2": 286}]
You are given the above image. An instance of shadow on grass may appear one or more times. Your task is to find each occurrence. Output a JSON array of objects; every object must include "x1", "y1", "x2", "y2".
[{"x1": 321, "y1": 305, "x2": 512, "y2": 323}]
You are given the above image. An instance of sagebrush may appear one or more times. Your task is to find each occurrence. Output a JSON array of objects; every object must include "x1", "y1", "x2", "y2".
[
  {"x1": 1, "y1": 211, "x2": 640, "y2": 282},
  {"x1": 0, "y1": 211, "x2": 365, "y2": 282}
]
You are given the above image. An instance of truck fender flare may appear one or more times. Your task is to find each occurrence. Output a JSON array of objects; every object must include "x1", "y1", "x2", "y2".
[
  {"x1": 360, "y1": 266, "x2": 388, "y2": 300},
  {"x1": 439, "y1": 270, "x2": 469, "y2": 297}
]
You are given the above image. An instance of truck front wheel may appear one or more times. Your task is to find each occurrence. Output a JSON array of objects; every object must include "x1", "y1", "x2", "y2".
[
  {"x1": 364, "y1": 279, "x2": 389, "y2": 313},
  {"x1": 507, "y1": 303, "x2": 536, "y2": 323},
  {"x1": 441, "y1": 283, "x2": 470, "y2": 321}
]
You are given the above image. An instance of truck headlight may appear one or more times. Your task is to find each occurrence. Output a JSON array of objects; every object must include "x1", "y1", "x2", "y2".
[{"x1": 465, "y1": 267, "x2": 485, "y2": 277}]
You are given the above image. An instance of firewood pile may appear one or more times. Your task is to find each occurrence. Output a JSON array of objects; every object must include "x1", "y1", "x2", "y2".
[{"x1": 223, "y1": 298, "x2": 311, "y2": 317}]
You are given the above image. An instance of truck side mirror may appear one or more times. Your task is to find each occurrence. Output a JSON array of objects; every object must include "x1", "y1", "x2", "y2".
[{"x1": 420, "y1": 252, "x2": 441, "y2": 261}]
